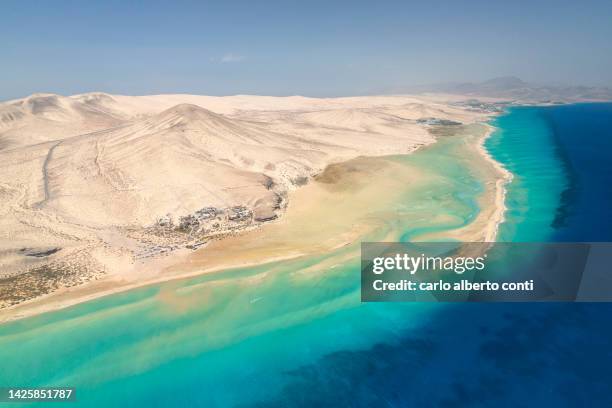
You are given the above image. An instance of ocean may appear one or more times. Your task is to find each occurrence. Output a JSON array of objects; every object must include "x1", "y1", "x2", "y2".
[
  {"x1": 1, "y1": 103, "x2": 611, "y2": 407},
  {"x1": 487, "y1": 103, "x2": 612, "y2": 242}
]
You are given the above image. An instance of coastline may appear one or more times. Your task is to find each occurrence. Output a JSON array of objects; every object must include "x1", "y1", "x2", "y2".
[
  {"x1": 479, "y1": 123, "x2": 513, "y2": 242},
  {"x1": 0, "y1": 120, "x2": 511, "y2": 323},
  {"x1": 412, "y1": 121, "x2": 511, "y2": 243},
  {"x1": 0, "y1": 154, "x2": 411, "y2": 323}
]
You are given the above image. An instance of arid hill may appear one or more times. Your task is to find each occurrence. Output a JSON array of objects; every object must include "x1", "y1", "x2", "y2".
[{"x1": 0, "y1": 92, "x2": 488, "y2": 307}]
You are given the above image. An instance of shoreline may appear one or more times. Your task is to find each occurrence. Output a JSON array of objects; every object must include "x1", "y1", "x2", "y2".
[
  {"x1": 0, "y1": 156, "x2": 390, "y2": 323},
  {"x1": 478, "y1": 123, "x2": 513, "y2": 242},
  {"x1": 0, "y1": 120, "x2": 511, "y2": 324}
]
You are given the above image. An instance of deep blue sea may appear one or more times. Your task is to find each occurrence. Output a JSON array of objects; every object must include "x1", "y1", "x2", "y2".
[
  {"x1": 255, "y1": 103, "x2": 612, "y2": 407},
  {"x1": 1, "y1": 103, "x2": 611, "y2": 407},
  {"x1": 488, "y1": 103, "x2": 612, "y2": 242}
]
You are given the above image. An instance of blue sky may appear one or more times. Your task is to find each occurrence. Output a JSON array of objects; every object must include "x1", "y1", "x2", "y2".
[{"x1": 2, "y1": 0, "x2": 612, "y2": 99}]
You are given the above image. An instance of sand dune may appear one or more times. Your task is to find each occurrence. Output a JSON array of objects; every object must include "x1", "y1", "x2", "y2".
[
  {"x1": 0, "y1": 92, "x2": 489, "y2": 311},
  {"x1": 0, "y1": 93, "x2": 128, "y2": 149}
]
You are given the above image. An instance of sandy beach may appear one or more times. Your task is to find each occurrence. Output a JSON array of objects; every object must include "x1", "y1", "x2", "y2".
[{"x1": 479, "y1": 125, "x2": 513, "y2": 242}]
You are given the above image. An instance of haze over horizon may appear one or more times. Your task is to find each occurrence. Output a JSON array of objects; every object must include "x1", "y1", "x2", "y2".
[{"x1": 2, "y1": 0, "x2": 612, "y2": 100}]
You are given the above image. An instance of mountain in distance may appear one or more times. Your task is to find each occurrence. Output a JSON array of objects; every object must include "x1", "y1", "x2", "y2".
[{"x1": 396, "y1": 76, "x2": 612, "y2": 102}]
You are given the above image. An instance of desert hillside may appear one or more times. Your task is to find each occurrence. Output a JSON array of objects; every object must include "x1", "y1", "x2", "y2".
[{"x1": 0, "y1": 92, "x2": 489, "y2": 307}]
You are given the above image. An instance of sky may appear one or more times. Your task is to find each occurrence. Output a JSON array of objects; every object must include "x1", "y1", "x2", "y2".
[{"x1": 1, "y1": 0, "x2": 612, "y2": 99}]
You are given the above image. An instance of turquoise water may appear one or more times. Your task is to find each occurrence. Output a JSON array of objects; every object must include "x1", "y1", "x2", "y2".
[
  {"x1": 2, "y1": 105, "x2": 612, "y2": 406},
  {"x1": 486, "y1": 108, "x2": 566, "y2": 242},
  {"x1": 487, "y1": 103, "x2": 612, "y2": 242}
]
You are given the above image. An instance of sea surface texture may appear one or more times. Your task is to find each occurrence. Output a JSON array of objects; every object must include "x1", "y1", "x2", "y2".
[{"x1": 1, "y1": 104, "x2": 611, "y2": 407}]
